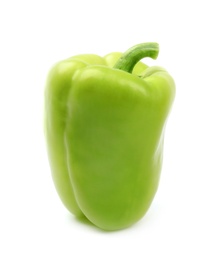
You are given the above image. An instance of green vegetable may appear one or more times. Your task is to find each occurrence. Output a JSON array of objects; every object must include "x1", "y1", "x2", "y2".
[{"x1": 44, "y1": 42, "x2": 175, "y2": 231}]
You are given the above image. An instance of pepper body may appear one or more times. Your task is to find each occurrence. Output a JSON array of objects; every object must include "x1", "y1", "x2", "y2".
[{"x1": 45, "y1": 43, "x2": 175, "y2": 230}]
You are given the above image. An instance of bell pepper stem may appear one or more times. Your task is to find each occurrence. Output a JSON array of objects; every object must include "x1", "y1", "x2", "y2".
[{"x1": 113, "y1": 42, "x2": 159, "y2": 73}]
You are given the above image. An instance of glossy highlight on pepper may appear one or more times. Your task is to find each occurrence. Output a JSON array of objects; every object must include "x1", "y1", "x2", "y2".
[{"x1": 44, "y1": 42, "x2": 175, "y2": 231}]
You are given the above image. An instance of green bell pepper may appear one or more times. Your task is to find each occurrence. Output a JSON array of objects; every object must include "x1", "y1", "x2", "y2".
[{"x1": 44, "y1": 42, "x2": 175, "y2": 231}]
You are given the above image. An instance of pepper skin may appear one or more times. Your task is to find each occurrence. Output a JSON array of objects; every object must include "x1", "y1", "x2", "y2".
[{"x1": 44, "y1": 43, "x2": 175, "y2": 231}]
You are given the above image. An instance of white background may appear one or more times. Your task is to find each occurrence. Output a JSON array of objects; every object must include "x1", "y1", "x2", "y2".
[{"x1": 0, "y1": 0, "x2": 224, "y2": 259}]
